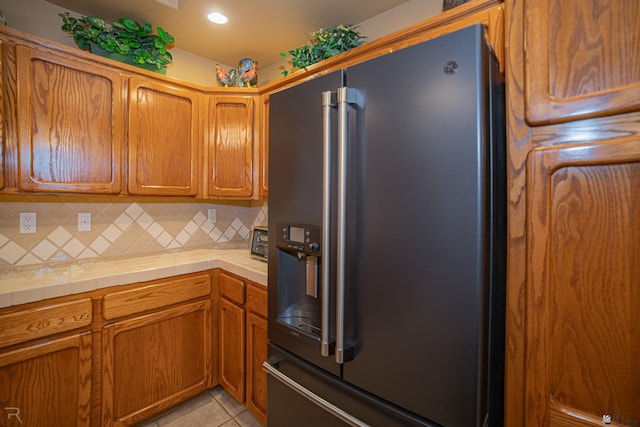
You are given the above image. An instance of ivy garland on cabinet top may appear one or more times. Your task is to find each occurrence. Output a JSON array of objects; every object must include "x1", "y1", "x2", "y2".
[
  {"x1": 280, "y1": 24, "x2": 366, "y2": 76},
  {"x1": 59, "y1": 12, "x2": 174, "y2": 73}
]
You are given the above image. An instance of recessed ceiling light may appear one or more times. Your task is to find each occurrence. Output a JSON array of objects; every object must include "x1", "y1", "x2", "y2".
[{"x1": 207, "y1": 12, "x2": 228, "y2": 24}]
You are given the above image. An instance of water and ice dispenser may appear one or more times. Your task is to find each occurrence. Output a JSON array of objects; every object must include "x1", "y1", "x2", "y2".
[{"x1": 275, "y1": 223, "x2": 326, "y2": 341}]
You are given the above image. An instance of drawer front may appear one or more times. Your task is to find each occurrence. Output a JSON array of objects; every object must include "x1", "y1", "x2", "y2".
[
  {"x1": 0, "y1": 298, "x2": 92, "y2": 349},
  {"x1": 246, "y1": 283, "x2": 267, "y2": 318},
  {"x1": 219, "y1": 271, "x2": 245, "y2": 305},
  {"x1": 103, "y1": 272, "x2": 211, "y2": 320}
]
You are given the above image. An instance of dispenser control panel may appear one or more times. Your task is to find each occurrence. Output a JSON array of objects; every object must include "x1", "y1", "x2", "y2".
[{"x1": 276, "y1": 223, "x2": 322, "y2": 255}]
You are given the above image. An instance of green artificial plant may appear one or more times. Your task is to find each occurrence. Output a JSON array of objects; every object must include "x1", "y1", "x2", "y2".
[
  {"x1": 59, "y1": 12, "x2": 174, "y2": 72},
  {"x1": 280, "y1": 24, "x2": 365, "y2": 76}
]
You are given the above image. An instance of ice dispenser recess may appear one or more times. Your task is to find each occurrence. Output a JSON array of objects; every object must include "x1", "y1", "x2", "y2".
[{"x1": 275, "y1": 223, "x2": 325, "y2": 341}]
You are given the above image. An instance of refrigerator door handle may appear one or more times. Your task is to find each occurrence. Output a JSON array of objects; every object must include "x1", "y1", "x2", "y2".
[
  {"x1": 321, "y1": 91, "x2": 336, "y2": 357},
  {"x1": 263, "y1": 361, "x2": 371, "y2": 427},
  {"x1": 336, "y1": 87, "x2": 363, "y2": 364}
]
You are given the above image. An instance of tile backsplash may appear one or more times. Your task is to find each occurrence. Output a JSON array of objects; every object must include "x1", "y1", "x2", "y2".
[{"x1": 0, "y1": 196, "x2": 268, "y2": 268}]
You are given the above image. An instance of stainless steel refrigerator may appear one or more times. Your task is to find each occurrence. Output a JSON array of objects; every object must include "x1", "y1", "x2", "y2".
[{"x1": 265, "y1": 25, "x2": 505, "y2": 427}]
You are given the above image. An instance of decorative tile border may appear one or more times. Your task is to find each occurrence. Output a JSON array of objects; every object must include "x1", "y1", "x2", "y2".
[{"x1": 0, "y1": 198, "x2": 268, "y2": 267}]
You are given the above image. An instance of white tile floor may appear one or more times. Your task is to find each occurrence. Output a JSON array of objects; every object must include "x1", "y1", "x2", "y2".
[{"x1": 135, "y1": 386, "x2": 263, "y2": 427}]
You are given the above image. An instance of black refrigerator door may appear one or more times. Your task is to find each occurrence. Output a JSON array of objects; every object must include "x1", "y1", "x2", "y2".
[
  {"x1": 268, "y1": 70, "x2": 343, "y2": 376},
  {"x1": 340, "y1": 25, "x2": 497, "y2": 427},
  {"x1": 266, "y1": 343, "x2": 438, "y2": 427}
]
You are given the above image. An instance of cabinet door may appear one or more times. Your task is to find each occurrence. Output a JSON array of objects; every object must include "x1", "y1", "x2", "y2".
[
  {"x1": 524, "y1": 0, "x2": 640, "y2": 125},
  {"x1": 208, "y1": 96, "x2": 255, "y2": 198},
  {"x1": 258, "y1": 94, "x2": 269, "y2": 199},
  {"x1": 102, "y1": 299, "x2": 212, "y2": 427},
  {"x1": 219, "y1": 296, "x2": 245, "y2": 403},
  {"x1": 246, "y1": 311, "x2": 267, "y2": 425},
  {"x1": 526, "y1": 138, "x2": 640, "y2": 426},
  {"x1": 246, "y1": 283, "x2": 267, "y2": 424},
  {"x1": 0, "y1": 332, "x2": 92, "y2": 427},
  {"x1": 16, "y1": 45, "x2": 124, "y2": 193},
  {"x1": 128, "y1": 78, "x2": 200, "y2": 196}
]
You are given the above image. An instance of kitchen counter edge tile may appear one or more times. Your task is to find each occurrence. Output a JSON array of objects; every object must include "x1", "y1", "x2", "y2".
[{"x1": 0, "y1": 248, "x2": 268, "y2": 308}]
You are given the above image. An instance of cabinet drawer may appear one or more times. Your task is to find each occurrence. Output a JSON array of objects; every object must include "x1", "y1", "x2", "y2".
[
  {"x1": 0, "y1": 298, "x2": 92, "y2": 349},
  {"x1": 103, "y1": 272, "x2": 211, "y2": 320},
  {"x1": 246, "y1": 283, "x2": 267, "y2": 318},
  {"x1": 219, "y1": 272, "x2": 245, "y2": 305}
]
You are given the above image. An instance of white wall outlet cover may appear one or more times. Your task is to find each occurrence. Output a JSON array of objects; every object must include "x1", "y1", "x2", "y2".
[
  {"x1": 208, "y1": 209, "x2": 216, "y2": 223},
  {"x1": 20, "y1": 212, "x2": 37, "y2": 234},
  {"x1": 78, "y1": 213, "x2": 91, "y2": 232}
]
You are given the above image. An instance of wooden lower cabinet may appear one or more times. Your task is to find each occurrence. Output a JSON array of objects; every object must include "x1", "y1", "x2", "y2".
[
  {"x1": 219, "y1": 297, "x2": 246, "y2": 403},
  {"x1": 217, "y1": 270, "x2": 268, "y2": 425},
  {"x1": 101, "y1": 298, "x2": 212, "y2": 427},
  {"x1": 0, "y1": 297, "x2": 93, "y2": 427},
  {"x1": 0, "y1": 332, "x2": 93, "y2": 427},
  {"x1": 218, "y1": 271, "x2": 246, "y2": 403},
  {"x1": 100, "y1": 272, "x2": 213, "y2": 427},
  {"x1": 245, "y1": 282, "x2": 268, "y2": 425},
  {"x1": 0, "y1": 268, "x2": 266, "y2": 426}
]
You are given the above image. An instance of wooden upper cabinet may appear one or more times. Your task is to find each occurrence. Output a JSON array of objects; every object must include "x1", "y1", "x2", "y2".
[
  {"x1": 15, "y1": 45, "x2": 125, "y2": 193},
  {"x1": 208, "y1": 95, "x2": 255, "y2": 198},
  {"x1": 524, "y1": 0, "x2": 640, "y2": 125},
  {"x1": 525, "y1": 137, "x2": 640, "y2": 426},
  {"x1": 128, "y1": 78, "x2": 200, "y2": 196},
  {"x1": 258, "y1": 94, "x2": 269, "y2": 199}
]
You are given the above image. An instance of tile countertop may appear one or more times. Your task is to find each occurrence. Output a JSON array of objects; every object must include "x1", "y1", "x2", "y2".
[{"x1": 0, "y1": 248, "x2": 268, "y2": 309}]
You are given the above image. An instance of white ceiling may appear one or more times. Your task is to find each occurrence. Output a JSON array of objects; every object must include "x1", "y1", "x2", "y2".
[{"x1": 45, "y1": 0, "x2": 411, "y2": 68}]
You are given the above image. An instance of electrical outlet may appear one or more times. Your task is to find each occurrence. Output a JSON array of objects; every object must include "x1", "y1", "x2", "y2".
[
  {"x1": 78, "y1": 213, "x2": 91, "y2": 232},
  {"x1": 208, "y1": 209, "x2": 216, "y2": 223},
  {"x1": 20, "y1": 212, "x2": 37, "y2": 234}
]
